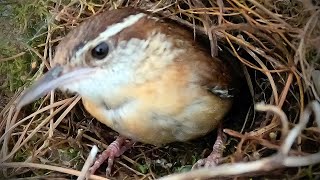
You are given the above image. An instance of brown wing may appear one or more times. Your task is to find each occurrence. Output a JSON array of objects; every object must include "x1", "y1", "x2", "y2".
[{"x1": 157, "y1": 19, "x2": 235, "y2": 98}]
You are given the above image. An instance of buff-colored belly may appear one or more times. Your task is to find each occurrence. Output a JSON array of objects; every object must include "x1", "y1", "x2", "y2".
[{"x1": 82, "y1": 92, "x2": 231, "y2": 145}]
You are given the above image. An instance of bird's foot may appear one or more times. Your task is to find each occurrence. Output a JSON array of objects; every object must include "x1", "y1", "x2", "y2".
[
  {"x1": 192, "y1": 126, "x2": 226, "y2": 168},
  {"x1": 89, "y1": 136, "x2": 134, "y2": 176}
]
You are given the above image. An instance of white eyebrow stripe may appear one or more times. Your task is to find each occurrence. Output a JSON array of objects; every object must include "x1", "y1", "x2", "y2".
[{"x1": 75, "y1": 13, "x2": 146, "y2": 58}]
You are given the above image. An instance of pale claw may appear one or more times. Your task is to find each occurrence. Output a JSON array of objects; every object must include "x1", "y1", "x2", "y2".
[
  {"x1": 192, "y1": 126, "x2": 226, "y2": 169},
  {"x1": 89, "y1": 136, "x2": 134, "y2": 176}
]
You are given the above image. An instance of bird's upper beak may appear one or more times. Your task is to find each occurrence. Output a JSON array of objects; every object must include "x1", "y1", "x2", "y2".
[{"x1": 17, "y1": 65, "x2": 96, "y2": 109}]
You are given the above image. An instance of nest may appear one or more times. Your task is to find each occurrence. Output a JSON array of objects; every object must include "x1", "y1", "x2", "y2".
[{"x1": 0, "y1": 0, "x2": 320, "y2": 179}]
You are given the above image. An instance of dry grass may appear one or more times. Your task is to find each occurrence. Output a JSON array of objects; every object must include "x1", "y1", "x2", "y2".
[{"x1": 1, "y1": 0, "x2": 320, "y2": 179}]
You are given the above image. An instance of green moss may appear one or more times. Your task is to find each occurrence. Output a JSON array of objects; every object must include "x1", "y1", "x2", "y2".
[
  {"x1": 0, "y1": 45, "x2": 30, "y2": 92},
  {"x1": 58, "y1": 147, "x2": 81, "y2": 161},
  {"x1": 174, "y1": 165, "x2": 192, "y2": 173},
  {"x1": 0, "y1": 0, "x2": 51, "y2": 94},
  {"x1": 14, "y1": 149, "x2": 30, "y2": 162},
  {"x1": 12, "y1": 0, "x2": 50, "y2": 35},
  {"x1": 137, "y1": 163, "x2": 149, "y2": 174}
]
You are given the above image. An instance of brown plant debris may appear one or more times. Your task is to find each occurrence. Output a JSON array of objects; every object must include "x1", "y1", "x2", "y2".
[{"x1": 0, "y1": 0, "x2": 320, "y2": 179}]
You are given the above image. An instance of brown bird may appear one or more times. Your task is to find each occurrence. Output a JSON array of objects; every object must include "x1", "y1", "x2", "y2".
[{"x1": 17, "y1": 8, "x2": 234, "y2": 175}]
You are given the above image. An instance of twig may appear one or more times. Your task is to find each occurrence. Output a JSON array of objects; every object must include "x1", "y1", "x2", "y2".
[
  {"x1": 78, "y1": 145, "x2": 98, "y2": 180},
  {"x1": 0, "y1": 52, "x2": 26, "y2": 62},
  {"x1": 0, "y1": 162, "x2": 107, "y2": 180},
  {"x1": 255, "y1": 103, "x2": 289, "y2": 140}
]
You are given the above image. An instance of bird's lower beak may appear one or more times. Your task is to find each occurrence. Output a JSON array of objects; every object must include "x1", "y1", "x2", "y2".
[{"x1": 17, "y1": 65, "x2": 96, "y2": 109}]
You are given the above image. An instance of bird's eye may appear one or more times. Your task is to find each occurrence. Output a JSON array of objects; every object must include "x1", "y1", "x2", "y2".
[{"x1": 91, "y1": 42, "x2": 109, "y2": 60}]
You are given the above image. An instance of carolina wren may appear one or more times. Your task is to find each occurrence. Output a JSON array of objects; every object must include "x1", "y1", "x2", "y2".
[{"x1": 18, "y1": 8, "x2": 234, "y2": 175}]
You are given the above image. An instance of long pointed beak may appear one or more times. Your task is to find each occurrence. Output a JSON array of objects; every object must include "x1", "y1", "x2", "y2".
[{"x1": 17, "y1": 65, "x2": 96, "y2": 109}]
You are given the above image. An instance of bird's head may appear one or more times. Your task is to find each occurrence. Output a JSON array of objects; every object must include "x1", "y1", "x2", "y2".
[{"x1": 17, "y1": 8, "x2": 185, "y2": 108}]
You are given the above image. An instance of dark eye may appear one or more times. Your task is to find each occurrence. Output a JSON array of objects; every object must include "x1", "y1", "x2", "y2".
[{"x1": 91, "y1": 42, "x2": 109, "y2": 59}]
